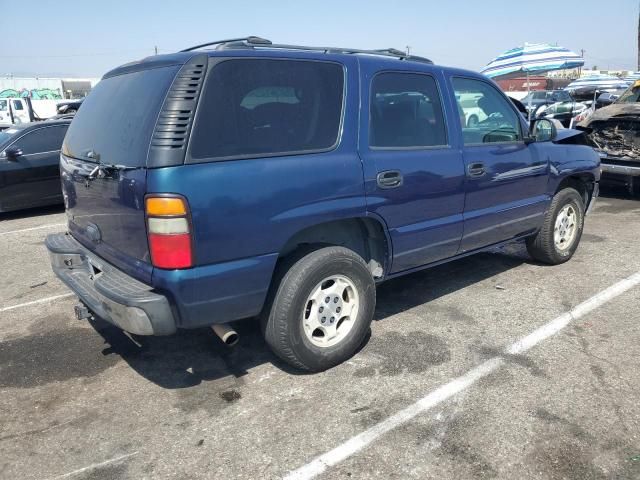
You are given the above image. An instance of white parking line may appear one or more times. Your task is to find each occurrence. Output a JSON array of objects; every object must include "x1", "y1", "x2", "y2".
[
  {"x1": 0, "y1": 223, "x2": 66, "y2": 236},
  {"x1": 47, "y1": 452, "x2": 138, "y2": 479},
  {"x1": 284, "y1": 271, "x2": 640, "y2": 480},
  {"x1": 0, "y1": 293, "x2": 74, "y2": 314}
]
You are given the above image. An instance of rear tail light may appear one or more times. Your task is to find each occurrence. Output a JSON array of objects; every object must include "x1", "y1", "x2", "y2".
[{"x1": 145, "y1": 195, "x2": 193, "y2": 269}]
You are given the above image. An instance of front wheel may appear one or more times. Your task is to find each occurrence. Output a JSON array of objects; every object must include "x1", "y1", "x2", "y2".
[
  {"x1": 526, "y1": 187, "x2": 585, "y2": 264},
  {"x1": 263, "y1": 246, "x2": 376, "y2": 372}
]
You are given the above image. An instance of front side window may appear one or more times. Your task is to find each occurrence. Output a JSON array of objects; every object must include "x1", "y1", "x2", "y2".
[
  {"x1": 370, "y1": 72, "x2": 447, "y2": 148},
  {"x1": 190, "y1": 59, "x2": 344, "y2": 160},
  {"x1": 453, "y1": 77, "x2": 522, "y2": 145},
  {"x1": 12, "y1": 100, "x2": 23, "y2": 111}
]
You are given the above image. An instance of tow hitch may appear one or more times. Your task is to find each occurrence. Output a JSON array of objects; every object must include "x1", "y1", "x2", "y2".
[{"x1": 74, "y1": 303, "x2": 93, "y2": 321}]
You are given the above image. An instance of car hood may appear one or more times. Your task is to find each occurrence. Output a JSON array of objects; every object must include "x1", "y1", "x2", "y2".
[
  {"x1": 580, "y1": 103, "x2": 640, "y2": 161},
  {"x1": 554, "y1": 127, "x2": 590, "y2": 144},
  {"x1": 583, "y1": 103, "x2": 640, "y2": 125}
]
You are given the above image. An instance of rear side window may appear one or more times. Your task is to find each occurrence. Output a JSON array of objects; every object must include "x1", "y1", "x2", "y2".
[
  {"x1": 13, "y1": 125, "x2": 68, "y2": 155},
  {"x1": 190, "y1": 59, "x2": 344, "y2": 160},
  {"x1": 63, "y1": 65, "x2": 180, "y2": 166},
  {"x1": 370, "y1": 73, "x2": 447, "y2": 148}
]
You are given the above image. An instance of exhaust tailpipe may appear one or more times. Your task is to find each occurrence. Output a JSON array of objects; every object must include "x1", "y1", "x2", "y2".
[{"x1": 211, "y1": 324, "x2": 239, "y2": 346}]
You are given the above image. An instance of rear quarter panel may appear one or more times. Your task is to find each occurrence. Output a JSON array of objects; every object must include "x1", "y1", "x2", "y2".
[{"x1": 146, "y1": 55, "x2": 366, "y2": 327}]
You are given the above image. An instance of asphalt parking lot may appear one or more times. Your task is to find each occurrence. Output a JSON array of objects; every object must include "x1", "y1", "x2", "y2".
[{"x1": 1, "y1": 188, "x2": 639, "y2": 480}]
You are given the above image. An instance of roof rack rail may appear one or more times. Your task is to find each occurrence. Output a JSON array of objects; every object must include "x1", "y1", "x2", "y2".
[
  {"x1": 181, "y1": 37, "x2": 433, "y2": 64},
  {"x1": 221, "y1": 40, "x2": 433, "y2": 64},
  {"x1": 180, "y1": 36, "x2": 272, "y2": 52}
]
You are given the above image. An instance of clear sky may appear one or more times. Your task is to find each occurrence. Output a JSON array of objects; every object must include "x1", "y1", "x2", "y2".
[{"x1": 1, "y1": 0, "x2": 636, "y2": 77}]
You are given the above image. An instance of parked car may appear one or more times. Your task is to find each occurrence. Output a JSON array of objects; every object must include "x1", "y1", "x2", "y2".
[
  {"x1": 0, "y1": 120, "x2": 70, "y2": 212},
  {"x1": 580, "y1": 80, "x2": 640, "y2": 196},
  {"x1": 521, "y1": 89, "x2": 573, "y2": 116},
  {"x1": 56, "y1": 99, "x2": 83, "y2": 115},
  {"x1": 596, "y1": 89, "x2": 626, "y2": 108},
  {"x1": 45, "y1": 37, "x2": 600, "y2": 372},
  {"x1": 456, "y1": 93, "x2": 487, "y2": 126},
  {"x1": 537, "y1": 100, "x2": 590, "y2": 128}
]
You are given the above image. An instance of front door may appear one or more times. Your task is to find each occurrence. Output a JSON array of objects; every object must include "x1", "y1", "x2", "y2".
[
  {"x1": 359, "y1": 67, "x2": 466, "y2": 274},
  {"x1": 450, "y1": 76, "x2": 549, "y2": 253},
  {"x1": 0, "y1": 125, "x2": 66, "y2": 210}
]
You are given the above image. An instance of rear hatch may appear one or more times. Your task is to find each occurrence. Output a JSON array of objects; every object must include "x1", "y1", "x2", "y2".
[{"x1": 61, "y1": 61, "x2": 184, "y2": 283}]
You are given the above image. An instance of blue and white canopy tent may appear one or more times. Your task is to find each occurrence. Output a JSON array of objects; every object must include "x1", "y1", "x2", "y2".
[
  {"x1": 623, "y1": 72, "x2": 640, "y2": 85},
  {"x1": 481, "y1": 43, "x2": 585, "y2": 118},
  {"x1": 564, "y1": 74, "x2": 629, "y2": 95}
]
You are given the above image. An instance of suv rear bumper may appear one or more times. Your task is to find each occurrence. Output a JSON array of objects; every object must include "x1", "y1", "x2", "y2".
[{"x1": 45, "y1": 232, "x2": 176, "y2": 335}]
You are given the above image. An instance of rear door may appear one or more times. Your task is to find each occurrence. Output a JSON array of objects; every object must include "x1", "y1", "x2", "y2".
[
  {"x1": 449, "y1": 76, "x2": 549, "y2": 252},
  {"x1": 0, "y1": 125, "x2": 67, "y2": 210},
  {"x1": 61, "y1": 64, "x2": 181, "y2": 282},
  {"x1": 359, "y1": 63, "x2": 466, "y2": 273}
]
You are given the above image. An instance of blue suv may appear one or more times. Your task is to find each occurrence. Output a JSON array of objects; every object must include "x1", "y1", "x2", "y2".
[{"x1": 46, "y1": 37, "x2": 600, "y2": 371}]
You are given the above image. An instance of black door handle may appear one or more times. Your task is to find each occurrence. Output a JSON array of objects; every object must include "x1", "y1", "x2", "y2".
[
  {"x1": 467, "y1": 162, "x2": 486, "y2": 177},
  {"x1": 377, "y1": 170, "x2": 403, "y2": 189}
]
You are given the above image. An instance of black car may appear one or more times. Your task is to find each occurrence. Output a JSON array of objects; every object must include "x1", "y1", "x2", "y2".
[
  {"x1": 56, "y1": 100, "x2": 83, "y2": 115},
  {"x1": 0, "y1": 120, "x2": 70, "y2": 212},
  {"x1": 521, "y1": 90, "x2": 574, "y2": 116}
]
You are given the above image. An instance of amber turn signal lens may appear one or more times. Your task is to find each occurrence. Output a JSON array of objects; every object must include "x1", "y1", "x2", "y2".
[{"x1": 146, "y1": 197, "x2": 187, "y2": 216}]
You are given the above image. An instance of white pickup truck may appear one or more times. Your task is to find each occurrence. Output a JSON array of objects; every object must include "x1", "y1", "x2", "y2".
[{"x1": 0, "y1": 98, "x2": 60, "y2": 127}]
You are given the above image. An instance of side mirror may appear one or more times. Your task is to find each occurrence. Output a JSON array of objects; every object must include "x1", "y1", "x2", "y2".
[
  {"x1": 529, "y1": 118, "x2": 557, "y2": 143},
  {"x1": 4, "y1": 145, "x2": 23, "y2": 160}
]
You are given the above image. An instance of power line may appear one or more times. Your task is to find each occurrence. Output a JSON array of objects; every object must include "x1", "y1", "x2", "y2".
[{"x1": 0, "y1": 48, "x2": 156, "y2": 59}]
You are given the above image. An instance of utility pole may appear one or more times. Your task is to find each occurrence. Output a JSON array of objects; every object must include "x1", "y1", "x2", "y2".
[
  {"x1": 405, "y1": 45, "x2": 411, "y2": 56},
  {"x1": 154, "y1": 45, "x2": 158, "y2": 55}
]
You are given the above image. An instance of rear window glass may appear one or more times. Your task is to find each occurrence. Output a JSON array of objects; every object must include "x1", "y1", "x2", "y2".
[
  {"x1": 62, "y1": 65, "x2": 179, "y2": 166},
  {"x1": 190, "y1": 59, "x2": 344, "y2": 160}
]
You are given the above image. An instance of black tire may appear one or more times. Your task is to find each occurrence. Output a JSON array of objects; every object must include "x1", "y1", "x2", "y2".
[
  {"x1": 526, "y1": 187, "x2": 585, "y2": 265},
  {"x1": 262, "y1": 246, "x2": 376, "y2": 372}
]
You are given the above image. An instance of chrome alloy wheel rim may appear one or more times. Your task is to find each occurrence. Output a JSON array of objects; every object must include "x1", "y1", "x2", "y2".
[
  {"x1": 554, "y1": 204, "x2": 577, "y2": 251},
  {"x1": 302, "y1": 275, "x2": 360, "y2": 348}
]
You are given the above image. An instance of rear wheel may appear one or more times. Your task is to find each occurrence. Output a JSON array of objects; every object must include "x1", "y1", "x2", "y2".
[
  {"x1": 526, "y1": 187, "x2": 585, "y2": 264},
  {"x1": 263, "y1": 246, "x2": 376, "y2": 372}
]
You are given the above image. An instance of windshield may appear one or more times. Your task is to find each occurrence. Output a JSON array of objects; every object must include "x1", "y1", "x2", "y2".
[
  {"x1": 62, "y1": 64, "x2": 179, "y2": 166},
  {"x1": 0, "y1": 128, "x2": 20, "y2": 148},
  {"x1": 0, "y1": 130, "x2": 13, "y2": 147},
  {"x1": 550, "y1": 91, "x2": 571, "y2": 102},
  {"x1": 616, "y1": 84, "x2": 640, "y2": 104}
]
